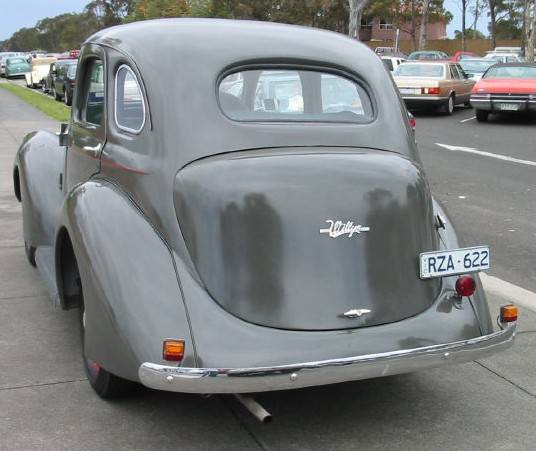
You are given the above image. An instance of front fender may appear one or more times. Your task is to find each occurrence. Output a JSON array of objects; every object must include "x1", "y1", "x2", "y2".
[
  {"x1": 60, "y1": 179, "x2": 196, "y2": 382},
  {"x1": 15, "y1": 130, "x2": 65, "y2": 247}
]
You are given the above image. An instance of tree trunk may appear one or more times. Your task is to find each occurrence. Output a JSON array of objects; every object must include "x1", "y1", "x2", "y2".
[
  {"x1": 527, "y1": 0, "x2": 536, "y2": 62},
  {"x1": 489, "y1": 0, "x2": 497, "y2": 49},
  {"x1": 462, "y1": 0, "x2": 467, "y2": 50},
  {"x1": 348, "y1": 0, "x2": 370, "y2": 40},
  {"x1": 418, "y1": 0, "x2": 430, "y2": 50}
]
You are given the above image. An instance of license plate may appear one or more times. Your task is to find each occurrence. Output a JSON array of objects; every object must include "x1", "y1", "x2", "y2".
[
  {"x1": 496, "y1": 103, "x2": 519, "y2": 111},
  {"x1": 419, "y1": 246, "x2": 490, "y2": 279},
  {"x1": 400, "y1": 88, "x2": 420, "y2": 95}
]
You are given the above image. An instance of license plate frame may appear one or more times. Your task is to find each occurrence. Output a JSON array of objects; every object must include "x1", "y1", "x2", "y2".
[
  {"x1": 419, "y1": 246, "x2": 490, "y2": 279},
  {"x1": 495, "y1": 102, "x2": 520, "y2": 111},
  {"x1": 400, "y1": 88, "x2": 421, "y2": 95}
]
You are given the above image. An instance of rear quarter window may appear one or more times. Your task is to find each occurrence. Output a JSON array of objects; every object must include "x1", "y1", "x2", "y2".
[
  {"x1": 219, "y1": 68, "x2": 373, "y2": 123},
  {"x1": 114, "y1": 65, "x2": 145, "y2": 134}
]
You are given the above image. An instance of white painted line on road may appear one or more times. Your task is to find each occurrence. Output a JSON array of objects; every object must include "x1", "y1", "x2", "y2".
[
  {"x1": 436, "y1": 143, "x2": 536, "y2": 168},
  {"x1": 480, "y1": 273, "x2": 536, "y2": 312},
  {"x1": 460, "y1": 116, "x2": 476, "y2": 123}
]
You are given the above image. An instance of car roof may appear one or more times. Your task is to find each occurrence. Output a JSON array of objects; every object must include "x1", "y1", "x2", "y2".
[
  {"x1": 489, "y1": 62, "x2": 536, "y2": 68},
  {"x1": 84, "y1": 19, "x2": 418, "y2": 163}
]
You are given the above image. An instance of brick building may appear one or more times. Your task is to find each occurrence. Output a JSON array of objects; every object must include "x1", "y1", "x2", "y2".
[{"x1": 359, "y1": 17, "x2": 447, "y2": 41}]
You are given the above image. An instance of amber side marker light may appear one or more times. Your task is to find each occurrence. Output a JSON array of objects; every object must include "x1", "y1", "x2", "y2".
[
  {"x1": 500, "y1": 305, "x2": 518, "y2": 323},
  {"x1": 163, "y1": 339, "x2": 185, "y2": 362}
]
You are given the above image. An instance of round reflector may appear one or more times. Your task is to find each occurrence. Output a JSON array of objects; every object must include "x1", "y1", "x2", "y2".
[{"x1": 455, "y1": 276, "x2": 476, "y2": 297}]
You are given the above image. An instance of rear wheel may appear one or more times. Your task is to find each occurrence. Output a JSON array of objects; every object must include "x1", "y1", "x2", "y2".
[
  {"x1": 476, "y1": 109, "x2": 489, "y2": 122},
  {"x1": 24, "y1": 241, "x2": 36, "y2": 267},
  {"x1": 441, "y1": 95, "x2": 455, "y2": 115},
  {"x1": 64, "y1": 87, "x2": 71, "y2": 106},
  {"x1": 78, "y1": 277, "x2": 137, "y2": 398},
  {"x1": 53, "y1": 87, "x2": 61, "y2": 101}
]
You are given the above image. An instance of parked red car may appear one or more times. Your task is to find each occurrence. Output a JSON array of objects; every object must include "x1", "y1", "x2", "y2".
[
  {"x1": 450, "y1": 51, "x2": 476, "y2": 62},
  {"x1": 470, "y1": 63, "x2": 536, "y2": 122}
]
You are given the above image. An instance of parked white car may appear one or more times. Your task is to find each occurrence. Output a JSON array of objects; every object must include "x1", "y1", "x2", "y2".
[
  {"x1": 381, "y1": 56, "x2": 406, "y2": 73},
  {"x1": 24, "y1": 56, "x2": 56, "y2": 88},
  {"x1": 484, "y1": 52, "x2": 525, "y2": 63}
]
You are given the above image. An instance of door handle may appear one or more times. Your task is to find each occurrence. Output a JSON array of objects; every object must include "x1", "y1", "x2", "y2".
[{"x1": 82, "y1": 144, "x2": 102, "y2": 157}]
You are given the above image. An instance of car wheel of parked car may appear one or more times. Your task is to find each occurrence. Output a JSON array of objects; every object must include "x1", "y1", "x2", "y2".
[
  {"x1": 476, "y1": 109, "x2": 489, "y2": 122},
  {"x1": 53, "y1": 87, "x2": 61, "y2": 101},
  {"x1": 78, "y1": 280, "x2": 137, "y2": 399},
  {"x1": 442, "y1": 95, "x2": 455, "y2": 115},
  {"x1": 64, "y1": 88, "x2": 71, "y2": 106},
  {"x1": 24, "y1": 241, "x2": 36, "y2": 267}
]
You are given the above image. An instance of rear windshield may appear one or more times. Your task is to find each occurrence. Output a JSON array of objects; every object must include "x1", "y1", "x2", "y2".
[
  {"x1": 67, "y1": 64, "x2": 77, "y2": 77},
  {"x1": 218, "y1": 69, "x2": 373, "y2": 123},
  {"x1": 395, "y1": 63, "x2": 445, "y2": 78},
  {"x1": 459, "y1": 60, "x2": 495, "y2": 73},
  {"x1": 8, "y1": 58, "x2": 26, "y2": 64},
  {"x1": 484, "y1": 65, "x2": 536, "y2": 79}
]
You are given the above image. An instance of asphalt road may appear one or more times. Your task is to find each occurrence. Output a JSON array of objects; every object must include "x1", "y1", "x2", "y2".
[
  {"x1": 1, "y1": 85, "x2": 536, "y2": 451},
  {"x1": 414, "y1": 107, "x2": 536, "y2": 292}
]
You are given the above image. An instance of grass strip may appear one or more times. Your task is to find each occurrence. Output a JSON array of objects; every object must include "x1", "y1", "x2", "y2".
[{"x1": 0, "y1": 82, "x2": 69, "y2": 122}]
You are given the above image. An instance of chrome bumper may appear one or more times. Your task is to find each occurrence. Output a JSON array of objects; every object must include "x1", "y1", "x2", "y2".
[
  {"x1": 402, "y1": 95, "x2": 449, "y2": 102},
  {"x1": 471, "y1": 97, "x2": 536, "y2": 111},
  {"x1": 139, "y1": 322, "x2": 516, "y2": 394}
]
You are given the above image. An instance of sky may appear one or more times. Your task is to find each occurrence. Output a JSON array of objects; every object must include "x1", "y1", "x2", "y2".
[
  {"x1": 0, "y1": 0, "x2": 488, "y2": 41},
  {"x1": 0, "y1": 0, "x2": 88, "y2": 40}
]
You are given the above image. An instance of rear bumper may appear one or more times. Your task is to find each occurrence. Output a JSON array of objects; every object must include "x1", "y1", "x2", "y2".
[
  {"x1": 138, "y1": 320, "x2": 516, "y2": 394},
  {"x1": 471, "y1": 97, "x2": 536, "y2": 112},
  {"x1": 402, "y1": 96, "x2": 449, "y2": 109}
]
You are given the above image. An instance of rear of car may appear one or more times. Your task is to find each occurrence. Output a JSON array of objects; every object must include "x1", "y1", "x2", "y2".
[
  {"x1": 471, "y1": 63, "x2": 536, "y2": 121},
  {"x1": 459, "y1": 58, "x2": 496, "y2": 81},
  {"x1": 5, "y1": 57, "x2": 30, "y2": 78},
  {"x1": 408, "y1": 51, "x2": 449, "y2": 61}
]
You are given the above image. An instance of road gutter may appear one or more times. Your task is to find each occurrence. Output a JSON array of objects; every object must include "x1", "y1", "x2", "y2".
[{"x1": 480, "y1": 273, "x2": 536, "y2": 312}]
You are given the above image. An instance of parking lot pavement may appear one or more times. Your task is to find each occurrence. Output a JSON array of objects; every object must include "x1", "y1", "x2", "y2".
[{"x1": 1, "y1": 88, "x2": 536, "y2": 450}]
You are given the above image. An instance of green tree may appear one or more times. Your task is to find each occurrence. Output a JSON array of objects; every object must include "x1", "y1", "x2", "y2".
[{"x1": 454, "y1": 28, "x2": 485, "y2": 38}]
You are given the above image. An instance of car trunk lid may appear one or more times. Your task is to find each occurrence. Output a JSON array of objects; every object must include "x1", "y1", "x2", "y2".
[{"x1": 174, "y1": 148, "x2": 440, "y2": 330}]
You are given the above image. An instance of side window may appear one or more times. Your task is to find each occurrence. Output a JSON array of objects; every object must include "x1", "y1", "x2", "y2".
[
  {"x1": 114, "y1": 65, "x2": 145, "y2": 133},
  {"x1": 81, "y1": 59, "x2": 104, "y2": 126},
  {"x1": 449, "y1": 65, "x2": 459, "y2": 79},
  {"x1": 456, "y1": 64, "x2": 467, "y2": 79}
]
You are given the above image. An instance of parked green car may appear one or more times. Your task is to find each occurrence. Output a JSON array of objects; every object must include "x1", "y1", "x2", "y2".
[{"x1": 5, "y1": 57, "x2": 30, "y2": 78}]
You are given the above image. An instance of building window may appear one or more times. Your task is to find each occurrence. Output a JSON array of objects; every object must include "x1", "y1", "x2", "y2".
[
  {"x1": 360, "y1": 18, "x2": 373, "y2": 30},
  {"x1": 379, "y1": 18, "x2": 394, "y2": 30}
]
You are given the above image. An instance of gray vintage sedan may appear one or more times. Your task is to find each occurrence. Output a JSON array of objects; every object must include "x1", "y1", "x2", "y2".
[{"x1": 13, "y1": 19, "x2": 516, "y2": 403}]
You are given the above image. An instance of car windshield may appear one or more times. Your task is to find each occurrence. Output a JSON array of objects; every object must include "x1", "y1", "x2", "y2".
[
  {"x1": 219, "y1": 68, "x2": 373, "y2": 123},
  {"x1": 459, "y1": 60, "x2": 495, "y2": 73},
  {"x1": 8, "y1": 58, "x2": 26, "y2": 64},
  {"x1": 394, "y1": 63, "x2": 444, "y2": 78},
  {"x1": 483, "y1": 65, "x2": 536, "y2": 79}
]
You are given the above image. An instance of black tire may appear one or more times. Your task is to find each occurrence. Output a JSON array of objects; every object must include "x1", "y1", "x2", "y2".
[
  {"x1": 475, "y1": 109, "x2": 489, "y2": 122},
  {"x1": 53, "y1": 87, "x2": 61, "y2": 101},
  {"x1": 64, "y1": 87, "x2": 71, "y2": 106},
  {"x1": 441, "y1": 94, "x2": 455, "y2": 115},
  {"x1": 78, "y1": 277, "x2": 137, "y2": 398},
  {"x1": 24, "y1": 241, "x2": 36, "y2": 267}
]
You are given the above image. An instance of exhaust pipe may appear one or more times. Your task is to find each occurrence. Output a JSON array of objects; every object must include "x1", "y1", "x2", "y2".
[{"x1": 234, "y1": 394, "x2": 273, "y2": 424}]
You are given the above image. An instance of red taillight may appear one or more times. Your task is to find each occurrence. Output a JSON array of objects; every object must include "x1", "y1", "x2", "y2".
[
  {"x1": 422, "y1": 87, "x2": 440, "y2": 95},
  {"x1": 409, "y1": 114, "x2": 416, "y2": 131},
  {"x1": 455, "y1": 276, "x2": 476, "y2": 297}
]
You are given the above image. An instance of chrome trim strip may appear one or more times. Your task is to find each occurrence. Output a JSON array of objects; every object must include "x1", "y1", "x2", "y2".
[
  {"x1": 402, "y1": 96, "x2": 449, "y2": 101},
  {"x1": 138, "y1": 321, "x2": 516, "y2": 394}
]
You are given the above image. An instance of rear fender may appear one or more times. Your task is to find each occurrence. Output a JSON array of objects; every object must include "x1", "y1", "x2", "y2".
[
  {"x1": 59, "y1": 179, "x2": 196, "y2": 382},
  {"x1": 432, "y1": 197, "x2": 493, "y2": 334},
  {"x1": 15, "y1": 131, "x2": 65, "y2": 247}
]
